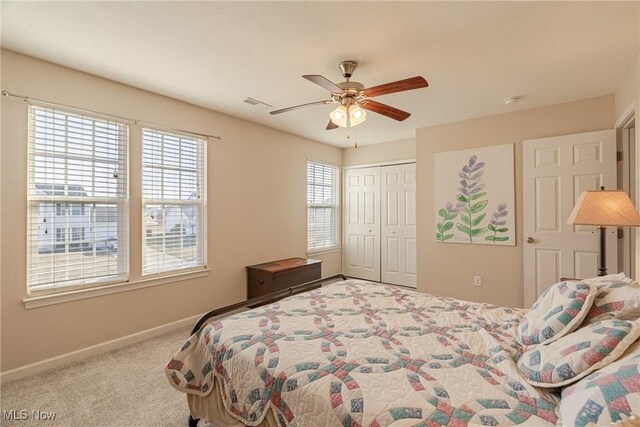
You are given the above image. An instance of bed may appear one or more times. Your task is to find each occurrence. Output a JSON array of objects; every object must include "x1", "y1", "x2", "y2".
[{"x1": 166, "y1": 276, "x2": 568, "y2": 426}]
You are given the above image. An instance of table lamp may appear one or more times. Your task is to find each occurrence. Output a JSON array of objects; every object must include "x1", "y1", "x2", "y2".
[{"x1": 567, "y1": 187, "x2": 640, "y2": 276}]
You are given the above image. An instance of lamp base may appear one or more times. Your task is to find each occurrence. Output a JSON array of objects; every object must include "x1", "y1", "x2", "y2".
[{"x1": 597, "y1": 225, "x2": 607, "y2": 276}]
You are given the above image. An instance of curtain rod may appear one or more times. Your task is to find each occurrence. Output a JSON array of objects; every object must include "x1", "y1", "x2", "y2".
[{"x1": 1, "y1": 90, "x2": 222, "y2": 141}]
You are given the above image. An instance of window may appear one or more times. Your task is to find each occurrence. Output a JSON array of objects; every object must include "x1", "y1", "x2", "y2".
[
  {"x1": 27, "y1": 105, "x2": 128, "y2": 292},
  {"x1": 142, "y1": 128, "x2": 207, "y2": 275},
  {"x1": 307, "y1": 161, "x2": 339, "y2": 252},
  {"x1": 71, "y1": 203, "x2": 85, "y2": 216}
]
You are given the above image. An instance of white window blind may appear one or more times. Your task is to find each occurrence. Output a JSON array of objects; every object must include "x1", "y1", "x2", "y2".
[
  {"x1": 142, "y1": 128, "x2": 207, "y2": 276},
  {"x1": 27, "y1": 105, "x2": 129, "y2": 292},
  {"x1": 307, "y1": 161, "x2": 339, "y2": 252}
]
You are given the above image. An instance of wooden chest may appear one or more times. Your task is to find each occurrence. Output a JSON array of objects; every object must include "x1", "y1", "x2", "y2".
[{"x1": 246, "y1": 257, "x2": 322, "y2": 299}]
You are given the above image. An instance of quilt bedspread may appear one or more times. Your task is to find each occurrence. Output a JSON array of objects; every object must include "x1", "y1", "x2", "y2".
[{"x1": 165, "y1": 280, "x2": 560, "y2": 426}]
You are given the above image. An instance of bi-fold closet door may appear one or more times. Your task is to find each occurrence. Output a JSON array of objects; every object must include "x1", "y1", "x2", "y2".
[{"x1": 343, "y1": 163, "x2": 417, "y2": 287}]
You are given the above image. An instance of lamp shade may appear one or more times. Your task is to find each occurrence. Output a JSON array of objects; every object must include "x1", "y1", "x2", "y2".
[{"x1": 567, "y1": 190, "x2": 640, "y2": 227}]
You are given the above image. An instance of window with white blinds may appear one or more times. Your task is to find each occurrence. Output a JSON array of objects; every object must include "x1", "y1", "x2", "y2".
[
  {"x1": 142, "y1": 128, "x2": 207, "y2": 276},
  {"x1": 27, "y1": 105, "x2": 129, "y2": 292},
  {"x1": 307, "y1": 161, "x2": 339, "y2": 252}
]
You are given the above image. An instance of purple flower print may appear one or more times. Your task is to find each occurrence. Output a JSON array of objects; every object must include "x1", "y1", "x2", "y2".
[
  {"x1": 436, "y1": 201, "x2": 465, "y2": 242},
  {"x1": 456, "y1": 156, "x2": 488, "y2": 242},
  {"x1": 487, "y1": 203, "x2": 510, "y2": 243}
]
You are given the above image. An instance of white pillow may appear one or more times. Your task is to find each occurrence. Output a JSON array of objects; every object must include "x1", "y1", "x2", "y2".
[
  {"x1": 518, "y1": 319, "x2": 640, "y2": 387},
  {"x1": 581, "y1": 273, "x2": 636, "y2": 285},
  {"x1": 518, "y1": 281, "x2": 596, "y2": 346},
  {"x1": 582, "y1": 280, "x2": 640, "y2": 326}
]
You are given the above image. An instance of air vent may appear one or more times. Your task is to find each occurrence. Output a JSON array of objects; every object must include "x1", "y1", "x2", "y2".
[{"x1": 243, "y1": 97, "x2": 272, "y2": 110}]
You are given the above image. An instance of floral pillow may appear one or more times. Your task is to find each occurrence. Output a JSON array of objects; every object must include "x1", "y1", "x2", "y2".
[
  {"x1": 518, "y1": 319, "x2": 640, "y2": 387},
  {"x1": 518, "y1": 281, "x2": 596, "y2": 346},
  {"x1": 581, "y1": 280, "x2": 640, "y2": 326},
  {"x1": 559, "y1": 339, "x2": 640, "y2": 427}
]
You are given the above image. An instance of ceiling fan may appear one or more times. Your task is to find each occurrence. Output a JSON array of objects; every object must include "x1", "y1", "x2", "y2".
[{"x1": 270, "y1": 61, "x2": 429, "y2": 130}]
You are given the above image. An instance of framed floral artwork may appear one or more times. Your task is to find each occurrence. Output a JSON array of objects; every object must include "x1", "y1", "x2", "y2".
[{"x1": 435, "y1": 143, "x2": 515, "y2": 245}]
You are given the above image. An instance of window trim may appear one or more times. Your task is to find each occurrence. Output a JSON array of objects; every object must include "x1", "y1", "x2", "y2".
[
  {"x1": 306, "y1": 246, "x2": 342, "y2": 257},
  {"x1": 23, "y1": 267, "x2": 210, "y2": 309},
  {"x1": 306, "y1": 159, "x2": 340, "y2": 253}
]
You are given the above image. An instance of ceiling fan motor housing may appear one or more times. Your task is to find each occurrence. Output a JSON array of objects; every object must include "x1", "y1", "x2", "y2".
[{"x1": 339, "y1": 60, "x2": 358, "y2": 79}]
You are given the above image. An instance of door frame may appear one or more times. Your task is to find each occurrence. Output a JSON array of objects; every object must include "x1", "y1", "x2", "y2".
[
  {"x1": 343, "y1": 159, "x2": 416, "y2": 170},
  {"x1": 616, "y1": 104, "x2": 638, "y2": 278}
]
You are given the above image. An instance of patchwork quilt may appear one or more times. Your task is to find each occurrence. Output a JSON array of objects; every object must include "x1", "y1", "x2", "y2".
[{"x1": 166, "y1": 279, "x2": 560, "y2": 426}]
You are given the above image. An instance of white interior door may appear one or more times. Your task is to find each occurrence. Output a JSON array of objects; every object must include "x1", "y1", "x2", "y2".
[
  {"x1": 381, "y1": 164, "x2": 417, "y2": 287},
  {"x1": 523, "y1": 130, "x2": 617, "y2": 306},
  {"x1": 343, "y1": 167, "x2": 380, "y2": 281}
]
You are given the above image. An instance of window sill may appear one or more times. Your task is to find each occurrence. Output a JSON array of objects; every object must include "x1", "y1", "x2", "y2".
[
  {"x1": 307, "y1": 247, "x2": 341, "y2": 257},
  {"x1": 23, "y1": 268, "x2": 210, "y2": 309}
]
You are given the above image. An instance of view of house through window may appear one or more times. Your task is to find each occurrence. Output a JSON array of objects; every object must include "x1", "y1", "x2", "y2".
[
  {"x1": 307, "y1": 160, "x2": 339, "y2": 252},
  {"x1": 142, "y1": 128, "x2": 207, "y2": 275},
  {"x1": 27, "y1": 106, "x2": 128, "y2": 291}
]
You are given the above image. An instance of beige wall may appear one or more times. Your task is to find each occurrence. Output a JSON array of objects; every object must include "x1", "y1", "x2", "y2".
[
  {"x1": 615, "y1": 54, "x2": 639, "y2": 123},
  {"x1": 416, "y1": 95, "x2": 615, "y2": 308},
  {"x1": 637, "y1": 9, "x2": 640, "y2": 277},
  {"x1": 343, "y1": 138, "x2": 415, "y2": 166},
  {"x1": 0, "y1": 50, "x2": 341, "y2": 372}
]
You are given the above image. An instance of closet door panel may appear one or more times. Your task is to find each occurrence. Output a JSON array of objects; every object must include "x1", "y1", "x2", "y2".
[
  {"x1": 381, "y1": 163, "x2": 417, "y2": 287},
  {"x1": 405, "y1": 238, "x2": 417, "y2": 276},
  {"x1": 343, "y1": 167, "x2": 380, "y2": 281}
]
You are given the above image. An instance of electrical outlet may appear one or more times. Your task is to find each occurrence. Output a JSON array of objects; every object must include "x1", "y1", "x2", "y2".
[{"x1": 474, "y1": 276, "x2": 482, "y2": 287}]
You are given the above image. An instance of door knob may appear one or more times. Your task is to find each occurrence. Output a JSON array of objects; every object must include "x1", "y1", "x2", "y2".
[{"x1": 526, "y1": 237, "x2": 534, "y2": 244}]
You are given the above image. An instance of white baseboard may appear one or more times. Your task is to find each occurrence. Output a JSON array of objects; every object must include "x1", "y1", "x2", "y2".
[{"x1": 0, "y1": 313, "x2": 202, "y2": 384}]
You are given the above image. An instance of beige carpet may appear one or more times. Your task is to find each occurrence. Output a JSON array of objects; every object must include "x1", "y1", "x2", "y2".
[{"x1": 1, "y1": 326, "x2": 205, "y2": 427}]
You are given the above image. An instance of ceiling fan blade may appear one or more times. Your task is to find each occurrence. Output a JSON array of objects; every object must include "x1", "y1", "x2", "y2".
[
  {"x1": 326, "y1": 120, "x2": 339, "y2": 130},
  {"x1": 363, "y1": 76, "x2": 428, "y2": 98},
  {"x1": 270, "y1": 100, "x2": 333, "y2": 115},
  {"x1": 303, "y1": 75, "x2": 343, "y2": 93},
  {"x1": 362, "y1": 100, "x2": 411, "y2": 121}
]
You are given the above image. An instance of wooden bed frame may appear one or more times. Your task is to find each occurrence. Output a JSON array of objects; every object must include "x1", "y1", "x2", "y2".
[{"x1": 187, "y1": 273, "x2": 348, "y2": 427}]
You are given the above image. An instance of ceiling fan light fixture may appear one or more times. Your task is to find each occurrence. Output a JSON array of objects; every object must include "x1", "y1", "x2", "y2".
[
  {"x1": 349, "y1": 105, "x2": 367, "y2": 126},
  {"x1": 330, "y1": 105, "x2": 348, "y2": 127},
  {"x1": 330, "y1": 104, "x2": 366, "y2": 128}
]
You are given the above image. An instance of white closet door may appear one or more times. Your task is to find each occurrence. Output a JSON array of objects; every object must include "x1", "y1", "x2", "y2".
[
  {"x1": 343, "y1": 167, "x2": 380, "y2": 281},
  {"x1": 381, "y1": 164, "x2": 417, "y2": 287}
]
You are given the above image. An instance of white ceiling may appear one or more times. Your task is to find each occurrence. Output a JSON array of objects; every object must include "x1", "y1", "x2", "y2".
[{"x1": 1, "y1": 1, "x2": 638, "y2": 147}]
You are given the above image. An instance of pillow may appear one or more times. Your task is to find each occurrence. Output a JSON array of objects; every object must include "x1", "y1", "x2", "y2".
[
  {"x1": 518, "y1": 281, "x2": 596, "y2": 346},
  {"x1": 582, "y1": 280, "x2": 640, "y2": 326},
  {"x1": 581, "y1": 273, "x2": 636, "y2": 285},
  {"x1": 560, "y1": 339, "x2": 640, "y2": 427},
  {"x1": 518, "y1": 319, "x2": 640, "y2": 388}
]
